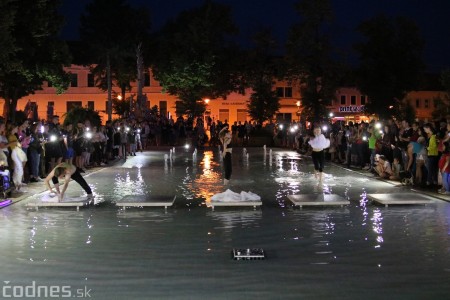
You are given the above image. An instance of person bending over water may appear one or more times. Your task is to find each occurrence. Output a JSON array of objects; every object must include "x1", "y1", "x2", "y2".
[
  {"x1": 308, "y1": 126, "x2": 330, "y2": 182},
  {"x1": 44, "y1": 162, "x2": 93, "y2": 201}
]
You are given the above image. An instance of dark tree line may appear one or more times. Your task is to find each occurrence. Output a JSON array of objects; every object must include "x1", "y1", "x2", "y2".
[{"x1": 0, "y1": 0, "x2": 435, "y2": 123}]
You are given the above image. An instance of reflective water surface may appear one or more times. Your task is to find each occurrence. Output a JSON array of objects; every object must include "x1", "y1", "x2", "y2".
[{"x1": 1, "y1": 148, "x2": 450, "y2": 299}]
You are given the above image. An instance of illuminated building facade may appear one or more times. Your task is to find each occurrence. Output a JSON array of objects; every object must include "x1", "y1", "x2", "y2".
[{"x1": 0, "y1": 65, "x2": 445, "y2": 124}]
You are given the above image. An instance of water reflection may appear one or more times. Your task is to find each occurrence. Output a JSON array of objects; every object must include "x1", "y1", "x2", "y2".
[
  {"x1": 207, "y1": 210, "x2": 262, "y2": 232},
  {"x1": 179, "y1": 151, "x2": 223, "y2": 205},
  {"x1": 113, "y1": 168, "x2": 148, "y2": 201},
  {"x1": 371, "y1": 208, "x2": 384, "y2": 247}
]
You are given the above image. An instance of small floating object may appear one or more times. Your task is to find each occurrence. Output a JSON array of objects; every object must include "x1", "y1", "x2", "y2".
[{"x1": 232, "y1": 248, "x2": 265, "y2": 260}]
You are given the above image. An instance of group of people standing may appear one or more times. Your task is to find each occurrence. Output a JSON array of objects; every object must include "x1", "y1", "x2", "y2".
[{"x1": 301, "y1": 118, "x2": 450, "y2": 195}]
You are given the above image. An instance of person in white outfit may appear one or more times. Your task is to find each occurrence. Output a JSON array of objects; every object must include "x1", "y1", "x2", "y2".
[
  {"x1": 308, "y1": 126, "x2": 330, "y2": 182},
  {"x1": 7, "y1": 124, "x2": 28, "y2": 191}
]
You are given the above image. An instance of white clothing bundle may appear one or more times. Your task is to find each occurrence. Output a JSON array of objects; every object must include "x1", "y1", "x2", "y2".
[
  {"x1": 308, "y1": 134, "x2": 330, "y2": 150},
  {"x1": 211, "y1": 189, "x2": 261, "y2": 202}
]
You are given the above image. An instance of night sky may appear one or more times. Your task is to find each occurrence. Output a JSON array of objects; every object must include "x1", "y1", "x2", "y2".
[{"x1": 59, "y1": 0, "x2": 450, "y2": 73}]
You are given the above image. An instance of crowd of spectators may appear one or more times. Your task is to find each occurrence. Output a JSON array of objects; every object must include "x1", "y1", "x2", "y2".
[
  {"x1": 2, "y1": 112, "x2": 449, "y2": 197},
  {"x1": 287, "y1": 118, "x2": 450, "y2": 195}
]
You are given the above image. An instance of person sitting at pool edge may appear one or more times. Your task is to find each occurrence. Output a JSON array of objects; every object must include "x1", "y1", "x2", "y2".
[
  {"x1": 44, "y1": 162, "x2": 93, "y2": 201},
  {"x1": 375, "y1": 155, "x2": 393, "y2": 179}
]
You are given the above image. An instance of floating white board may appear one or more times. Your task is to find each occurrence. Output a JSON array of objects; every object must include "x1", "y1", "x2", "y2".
[
  {"x1": 27, "y1": 197, "x2": 91, "y2": 211},
  {"x1": 367, "y1": 193, "x2": 436, "y2": 207},
  {"x1": 207, "y1": 201, "x2": 262, "y2": 211},
  {"x1": 287, "y1": 194, "x2": 349, "y2": 208},
  {"x1": 116, "y1": 195, "x2": 176, "y2": 211}
]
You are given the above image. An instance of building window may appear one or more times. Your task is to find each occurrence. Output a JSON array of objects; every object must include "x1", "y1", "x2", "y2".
[
  {"x1": 237, "y1": 109, "x2": 247, "y2": 122},
  {"x1": 47, "y1": 101, "x2": 55, "y2": 120},
  {"x1": 159, "y1": 101, "x2": 167, "y2": 117},
  {"x1": 219, "y1": 109, "x2": 229, "y2": 123},
  {"x1": 416, "y1": 99, "x2": 420, "y2": 108},
  {"x1": 88, "y1": 73, "x2": 95, "y2": 87},
  {"x1": 47, "y1": 81, "x2": 53, "y2": 88},
  {"x1": 424, "y1": 99, "x2": 429, "y2": 108},
  {"x1": 284, "y1": 87, "x2": 292, "y2": 98},
  {"x1": 276, "y1": 113, "x2": 292, "y2": 123},
  {"x1": 276, "y1": 87, "x2": 293, "y2": 98},
  {"x1": 144, "y1": 73, "x2": 150, "y2": 86},
  {"x1": 175, "y1": 101, "x2": 184, "y2": 116},
  {"x1": 340, "y1": 95, "x2": 346, "y2": 105},
  {"x1": 276, "y1": 87, "x2": 284, "y2": 97},
  {"x1": 360, "y1": 95, "x2": 366, "y2": 105},
  {"x1": 70, "y1": 73, "x2": 78, "y2": 87},
  {"x1": 351, "y1": 95, "x2": 356, "y2": 105},
  {"x1": 67, "y1": 101, "x2": 82, "y2": 112},
  {"x1": 87, "y1": 101, "x2": 94, "y2": 110},
  {"x1": 433, "y1": 99, "x2": 438, "y2": 108}
]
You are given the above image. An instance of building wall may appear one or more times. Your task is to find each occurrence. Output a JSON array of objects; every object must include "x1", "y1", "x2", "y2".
[
  {"x1": 404, "y1": 90, "x2": 449, "y2": 121},
  {"x1": 330, "y1": 87, "x2": 371, "y2": 123},
  {"x1": 0, "y1": 64, "x2": 302, "y2": 124},
  {"x1": 0, "y1": 64, "x2": 446, "y2": 124}
]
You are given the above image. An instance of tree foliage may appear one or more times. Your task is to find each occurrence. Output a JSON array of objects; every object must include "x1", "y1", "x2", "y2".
[
  {"x1": 152, "y1": 0, "x2": 243, "y2": 117},
  {"x1": 245, "y1": 29, "x2": 280, "y2": 123},
  {"x1": 432, "y1": 69, "x2": 450, "y2": 120},
  {"x1": 63, "y1": 106, "x2": 101, "y2": 128},
  {"x1": 0, "y1": 0, "x2": 18, "y2": 74},
  {"x1": 112, "y1": 96, "x2": 131, "y2": 118},
  {"x1": 285, "y1": 0, "x2": 339, "y2": 123},
  {"x1": 0, "y1": 0, "x2": 71, "y2": 122},
  {"x1": 80, "y1": 0, "x2": 151, "y2": 120},
  {"x1": 440, "y1": 69, "x2": 450, "y2": 93},
  {"x1": 354, "y1": 15, "x2": 425, "y2": 119}
]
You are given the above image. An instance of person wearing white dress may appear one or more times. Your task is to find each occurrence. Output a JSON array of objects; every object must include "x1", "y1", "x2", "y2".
[{"x1": 308, "y1": 126, "x2": 330, "y2": 182}]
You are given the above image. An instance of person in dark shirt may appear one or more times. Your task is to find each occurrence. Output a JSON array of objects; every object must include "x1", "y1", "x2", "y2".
[{"x1": 219, "y1": 126, "x2": 232, "y2": 185}]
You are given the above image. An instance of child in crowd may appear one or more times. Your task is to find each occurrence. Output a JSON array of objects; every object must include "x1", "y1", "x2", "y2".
[
  {"x1": 375, "y1": 155, "x2": 393, "y2": 179},
  {"x1": 389, "y1": 157, "x2": 403, "y2": 181}
]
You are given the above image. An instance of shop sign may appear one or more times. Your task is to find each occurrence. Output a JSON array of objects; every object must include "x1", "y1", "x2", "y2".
[
  {"x1": 221, "y1": 102, "x2": 246, "y2": 106},
  {"x1": 339, "y1": 106, "x2": 364, "y2": 113}
]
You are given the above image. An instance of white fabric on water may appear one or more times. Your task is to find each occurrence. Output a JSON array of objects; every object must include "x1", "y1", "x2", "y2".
[
  {"x1": 308, "y1": 134, "x2": 330, "y2": 149},
  {"x1": 211, "y1": 189, "x2": 261, "y2": 202},
  {"x1": 41, "y1": 194, "x2": 61, "y2": 202}
]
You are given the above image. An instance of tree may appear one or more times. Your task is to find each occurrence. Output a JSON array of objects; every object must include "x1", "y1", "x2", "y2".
[
  {"x1": 354, "y1": 15, "x2": 425, "y2": 120},
  {"x1": 245, "y1": 29, "x2": 280, "y2": 124},
  {"x1": 431, "y1": 69, "x2": 450, "y2": 120},
  {"x1": 112, "y1": 96, "x2": 131, "y2": 118},
  {"x1": 0, "y1": 0, "x2": 18, "y2": 74},
  {"x1": 80, "y1": 0, "x2": 151, "y2": 121},
  {"x1": 285, "y1": 0, "x2": 340, "y2": 123},
  {"x1": 152, "y1": 0, "x2": 243, "y2": 118},
  {"x1": 397, "y1": 100, "x2": 416, "y2": 124},
  {"x1": 0, "y1": 0, "x2": 70, "y2": 122},
  {"x1": 441, "y1": 69, "x2": 450, "y2": 93},
  {"x1": 63, "y1": 106, "x2": 102, "y2": 128}
]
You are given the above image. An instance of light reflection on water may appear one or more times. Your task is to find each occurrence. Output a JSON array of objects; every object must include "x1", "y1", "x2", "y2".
[{"x1": 1, "y1": 148, "x2": 450, "y2": 298}]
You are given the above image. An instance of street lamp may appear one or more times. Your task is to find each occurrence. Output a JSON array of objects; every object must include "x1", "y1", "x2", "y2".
[{"x1": 117, "y1": 95, "x2": 122, "y2": 100}]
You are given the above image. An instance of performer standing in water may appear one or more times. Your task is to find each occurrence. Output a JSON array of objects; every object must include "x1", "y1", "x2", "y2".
[
  {"x1": 308, "y1": 126, "x2": 330, "y2": 182},
  {"x1": 44, "y1": 162, "x2": 93, "y2": 201},
  {"x1": 219, "y1": 126, "x2": 233, "y2": 185}
]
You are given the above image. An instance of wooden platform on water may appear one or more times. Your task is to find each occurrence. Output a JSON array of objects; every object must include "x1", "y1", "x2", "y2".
[
  {"x1": 116, "y1": 195, "x2": 176, "y2": 211},
  {"x1": 207, "y1": 200, "x2": 262, "y2": 211},
  {"x1": 26, "y1": 198, "x2": 91, "y2": 211},
  {"x1": 367, "y1": 193, "x2": 436, "y2": 207},
  {"x1": 287, "y1": 194, "x2": 350, "y2": 208}
]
